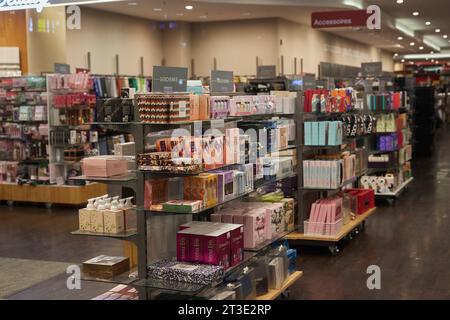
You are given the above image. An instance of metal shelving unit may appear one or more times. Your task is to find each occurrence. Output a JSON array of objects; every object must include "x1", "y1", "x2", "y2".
[{"x1": 71, "y1": 93, "x2": 304, "y2": 300}]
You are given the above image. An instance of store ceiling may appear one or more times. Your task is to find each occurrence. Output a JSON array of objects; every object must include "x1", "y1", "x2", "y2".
[{"x1": 85, "y1": 0, "x2": 450, "y2": 59}]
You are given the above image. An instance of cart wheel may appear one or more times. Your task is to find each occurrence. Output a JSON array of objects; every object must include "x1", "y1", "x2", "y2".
[
  {"x1": 328, "y1": 245, "x2": 340, "y2": 255},
  {"x1": 354, "y1": 226, "x2": 360, "y2": 236},
  {"x1": 281, "y1": 289, "x2": 291, "y2": 299},
  {"x1": 45, "y1": 203, "x2": 52, "y2": 209},
  {"x1": 7, "y1": 200, "x2": 14, "y2": 207},
  {"x1": 386, "y1": 198, "x2": 395, "y2": 206}
]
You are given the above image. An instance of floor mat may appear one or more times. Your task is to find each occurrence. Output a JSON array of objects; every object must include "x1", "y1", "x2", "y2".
[{"x1": 0, "y1": 257, "x2": 69, "y2": 298}]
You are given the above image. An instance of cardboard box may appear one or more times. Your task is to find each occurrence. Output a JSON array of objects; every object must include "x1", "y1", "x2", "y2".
[{"x1": 82, "y1": 156, "x2": 128, "y2": 177}]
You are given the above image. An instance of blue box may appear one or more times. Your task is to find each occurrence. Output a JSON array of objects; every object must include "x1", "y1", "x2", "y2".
[
  {"x1": 311, "y1": 122, "x2": 319, "y2": 146},
  {"x1": 304, "y1": 122, "x2": 312, "y2": 145},
  {"x1": 318, "y1": 121, "x2": 327, "y2": 146}
]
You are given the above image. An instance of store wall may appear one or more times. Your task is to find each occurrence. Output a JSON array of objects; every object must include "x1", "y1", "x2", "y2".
[
  {"x1": 191, "y1": 19, "x2": 279, "y2": 76},
  {"x1": 190, "y1": 18, "x2": 394, "y2": 76},
  {"x1": 161, "y1": 22, "x2": 192, "y2": 74},
  {"x1": 66, "y1": 8, "x2": 163, "y2": 75},
  {"x1": 26, "y1": 7, "x2": 67, "y2": 75},
  {"x1": 0, "y1": 11, "x2": 28, "y2": 73}
]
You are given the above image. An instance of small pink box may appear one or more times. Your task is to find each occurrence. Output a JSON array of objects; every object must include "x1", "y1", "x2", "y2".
[
  {"x1": 82, "y1": 156, "x2": 128, "y2": 177},
  {"x1": 235, "y1": 210, "x2": 266, "y2": 249}
]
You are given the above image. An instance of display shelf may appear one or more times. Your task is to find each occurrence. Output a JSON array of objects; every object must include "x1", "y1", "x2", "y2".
[
  {"x1": 70, "y1": 172, "x2": 137, "y2": 183},
  {"x1": 253, "y1": 271, "x2": 303, "y2": 300},
  {"x1": 0, "y1": 182, "x2": 107, "y2": 205},
  {"x1": 134, "y1": 251, "x2": 257, "y2": 294},
  {"x1": 53, "y1": 143, "x2": 89, "y2": 148},
  {"x1": 374, "y1": 177, "x2": 413, "y2": 197},
  {"x1": 285, "y1": 207, "x2": 376, "y2": 242},
  {"x1": 244, "y1": 230, "x2": 293, "y2": 253},
  {"x1": 302, "y1": 176, "x2": 357, "y2": 191},
  {"x1": 133, "y1": 277, "x2": 206, "y2": 294},
  {"x1": 71, "y1": 229, "x2": 137, "y2": 239},
  {"x1": 81, "y1": 267, "x2": 138, "y2": 285},
  {"x1": 144, "y1": 173, "x2": 297, "y2": 216}
]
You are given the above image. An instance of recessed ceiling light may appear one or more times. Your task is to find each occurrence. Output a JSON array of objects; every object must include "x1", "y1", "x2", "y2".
[
  {"x1": 444, "y1": 35, "x2": 448, "y2": 39},
  {"x1": 397, "y1": 36, "x2": 403, "y2": 40},
  {"x1": 397, "y1": 0, "x2": 404, "y2": 3},
  {"x1": 410, "y1": 42, "x2": 415, "y2": 46},
  {"x1": 435, "y1": 29, "x2": 441, "y2": 33},
  {"x1": 412, "y1": 11, "x2": 419, "y2": 16},
  {"x1": 431, "y1": 59, "x2": 435, "y2": 62},
  {"x1": 419, "y1": 46, "x2": 424, "y2": 50},
  {"x1": 425, "y1": 21, "x2": 431, "y2": 26},
  {"x1": 401, "y1": 59, "x2": 405, "y2": 62},
  {"x1": 436, "y1": 60, "x2": 439, "y2": 63},
  {"x1": 153, "y1": 8, "x2": 162, "y2": 11},
  {"x1": 394, "y1": 53, "x2": 399, "y2": 57},
  {"x1": 426, "y1": 58, "x2": 429, "y2": 61},
  {"x1": 431, "y1": 51, "x2": 434, "y2": 54},
  {"x1": 185, "y1": 5, "x2": 193, "y2": 10}
]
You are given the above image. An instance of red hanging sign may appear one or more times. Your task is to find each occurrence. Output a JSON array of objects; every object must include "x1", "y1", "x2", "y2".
[{"x1": 311, "y1": 10, "x2": 371, "y2": 29}]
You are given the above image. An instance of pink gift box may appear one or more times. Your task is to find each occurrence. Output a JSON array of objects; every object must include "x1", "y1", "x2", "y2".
[
  {"x1": 235, "y1": 210, "x2": 266, "y2": 249},
  {"x1": 82, "y1": 156, "x2": 128, "y2": 177}
]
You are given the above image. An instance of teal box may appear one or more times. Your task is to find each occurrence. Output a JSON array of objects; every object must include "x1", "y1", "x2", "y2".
[
  {"x1": 311, "y1": 122, "x2": 319, "y2": 146},
  {"x1": 318, "y1": 121, "x2": 327, "y2": 146},
  {"x1": 304, "y1": 122, "x2": 312, "y2": 145}
]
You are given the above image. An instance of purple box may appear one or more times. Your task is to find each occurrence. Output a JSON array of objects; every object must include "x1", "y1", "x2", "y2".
[
  {"x1": 223, "y1": 224, "x2": 244, "y2": 267},
  {"x1": 189, "y1": 230, "x2": 205, "y2": 263},
  {"x1": 176, "y1": 230, "x2": 190, "y2": 262},
  {"x1": 210, "y1": 213, "x2": 222, "y2": 223},
  {"x1": 203, "y1": 227, "x2": 231, "y2": 268},
  {"x1": 214, "y1": 170, "x2": 235, "y2": 203}
]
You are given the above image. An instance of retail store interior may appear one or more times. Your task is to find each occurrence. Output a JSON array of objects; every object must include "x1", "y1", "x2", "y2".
[{"x1": 0, "y1": 0, "x2": 449, "y2": 300}]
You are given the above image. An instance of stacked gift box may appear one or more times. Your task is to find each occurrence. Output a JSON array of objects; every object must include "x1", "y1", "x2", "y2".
[
  {"x1": 304, "y1": 121, "x2": 343, "y2": 146},
  {"x1": 303, "y1": 153, "x2": 356, "y2": 189},
  {"x1": 144, "y1": 165, "x2": 256, "y2": 213},
  {"x1": 210, "y1": 198, "x2": 295, "y2": 249},
  {"x1": 304, "y1": 88, "x2": 357, "y2": 113},
  {"x1": 137, "y1": 94, "x2": 193, "y2": 123},
  {"x1": 176, "y1": 221, "x2": 244, "y2": 269},
  {"x1": 96, "y1": 98, "x2": 134, "y2": 123}
]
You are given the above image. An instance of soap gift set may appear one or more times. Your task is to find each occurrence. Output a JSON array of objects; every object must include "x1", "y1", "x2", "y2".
[{"x1": 78, "y1": 195, "x2": 137, "y2": 234}]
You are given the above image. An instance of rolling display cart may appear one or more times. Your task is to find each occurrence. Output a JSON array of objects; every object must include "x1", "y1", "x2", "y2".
[{"x1": 286, "y1": 91, "x2": 377, "y2": 255}]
